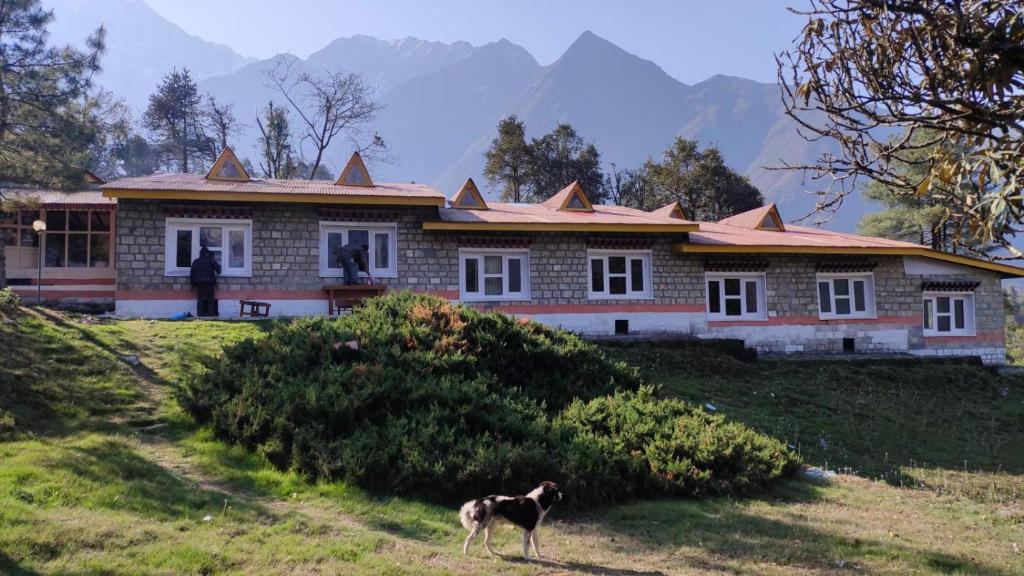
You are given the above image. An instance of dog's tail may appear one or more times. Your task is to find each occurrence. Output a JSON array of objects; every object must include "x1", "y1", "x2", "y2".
[{"x1": 458, "y1": 498, "x2": 490, "y2": 530}]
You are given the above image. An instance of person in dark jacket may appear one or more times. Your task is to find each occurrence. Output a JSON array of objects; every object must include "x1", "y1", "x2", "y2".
[
  {"x1": 190, "y1": 247, "x2": 221, "y2": 317},
  {"x1": 337, "y1": 242, "x2": 372, "y2": 285}
]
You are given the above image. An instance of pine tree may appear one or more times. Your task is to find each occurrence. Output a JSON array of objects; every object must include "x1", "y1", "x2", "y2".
[
  {"x1": 483, "y1": 115, "x2": 532, "y2": 202},
  {"x1": 143, "y1": 69, "x2": 215, "y2": 173}
]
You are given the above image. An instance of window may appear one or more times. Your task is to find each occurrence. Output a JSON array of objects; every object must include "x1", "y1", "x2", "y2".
[
  {"x1": 319, "y1": 222, "x2": 397, "y2": 278},
  {"x1": 459, "y1": 250, "x2": 529, "y2": 301},
  {"x1": 706, "y1": 273, "x2": 766, "y2": 320},
  {"x1": 923, "y1": 292, "x2": 975, "y2": 336},
  {"x1": 165, "y1": 218, "x2": 252, "y2": 277},
  {"x1": 29, "y1": 209, "x2": 113, "y2": 269},
  {"x1": 588, "y1": 251, "x2": 652, "y2": 299},
  {"x1": 817, "y1": 274, "x2": 876, "y2": 319}
]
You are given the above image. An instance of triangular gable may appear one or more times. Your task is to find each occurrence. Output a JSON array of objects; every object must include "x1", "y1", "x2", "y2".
[
  {"x1": 719, "y1": 203, "x2": 785, "y2": 232},
  {"x1": 84, "y1": 170, "x2": 105, "y2": 185},
  {"x1": 540, "y1": 181, "x2": 594, "y2": 212},
  {"x1": 336, "y1": 152, "x2": 374, "y2": 187},
  {"x1": 206, "y1": 148, "x2": 250, "y2": 182},
  {"x1": 650, "y1": 200, "x2": 686, "y2": 220},
  {"x1": 450, "y1": 178, "x2": 488, "y2": 209}
]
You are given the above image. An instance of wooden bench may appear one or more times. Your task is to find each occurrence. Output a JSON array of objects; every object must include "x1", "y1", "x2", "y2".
[
  {"x1": 239, "y1": 300, "x2": 271, "y2": 318},
  {"x1": 324, "y1": 284, "x2": 387, "y2": 315}
]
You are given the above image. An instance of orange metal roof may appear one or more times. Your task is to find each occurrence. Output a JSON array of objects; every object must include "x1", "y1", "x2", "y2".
[
  {"x1": 3, "y1": 188, "x2": 114, "y2": 206},
  {"x1": 101, "y1": 173, "x2": 445, "y2": 203},
  {"x1": 719, "y1": 203, "x2": 784, "y2": 231},
  {"x1": 430, "y1": 201, "x2": 698, "y2": 231}
]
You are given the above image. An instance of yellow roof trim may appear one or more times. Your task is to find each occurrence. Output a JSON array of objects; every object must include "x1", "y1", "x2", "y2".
[
  {"x1": 450, "y1": 178, "x2": 488, "y2": 210},
  {"x1": 205, "y1": 148, "x2": 250, "y2": 182},
  {"x1": 672, "y1": 243, "x2": 1024, "y2": 277},
  {"x1": 424, "y1": 221, "x2": 699, "y2": 233},
  {"x1": 102, "y1": 189, "x2": 444, "y2": 206},
  {"x1": 336, "y1": 151, "x2": 374, "y2": 187}
]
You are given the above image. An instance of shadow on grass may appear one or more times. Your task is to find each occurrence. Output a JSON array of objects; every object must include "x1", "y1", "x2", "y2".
[
  {"x1": 583, "y1": 480, "x2": 1015, "y2": 575},
  {"x1": 0, "y1": 552, "x2": 41, "y2": 576},
  {"x1": 499, "y1": 555, "x2": 665, "y2": 576},
  {"x1": 42, "y1": 436, "x2": 272, "y2": 523}
]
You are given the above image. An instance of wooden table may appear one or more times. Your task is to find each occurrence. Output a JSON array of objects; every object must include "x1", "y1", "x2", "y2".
[
  {"x1": 323, "y1": 284, "x2": 386, "y2": 315},
  {"x1": 239, "y1": 300, "x2": 271, "y2": 317}
]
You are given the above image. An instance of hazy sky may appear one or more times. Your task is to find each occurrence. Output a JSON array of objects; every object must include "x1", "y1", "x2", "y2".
[{"x1": 143, "y1": 0, "x2": 806, "y2": 85}]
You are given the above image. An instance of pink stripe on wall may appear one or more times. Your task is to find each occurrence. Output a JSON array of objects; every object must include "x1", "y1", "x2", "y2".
[
  {"x1": 487, "y1": 303, "x2": 704, "y2": 314},
  {"x1": 707, "y1": 315, "x2": 922, "y2": 328},
  {"x1": 924, "y1": 330, "x2": 1004, "y2": 345}
]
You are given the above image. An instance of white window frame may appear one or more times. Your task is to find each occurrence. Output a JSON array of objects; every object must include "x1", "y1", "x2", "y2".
[
  {"x1": 816, "y1": 273, "x2": 877, "y2": 320},
  {"x1": 458, "y1": 248, "x2": 530, "y2": 302},
  {"x1": 923, "y1": 291, "x2": 976, "y2": 337},
  {"x1": 705, "y1": 272, "x2": 767, "y2": 321},
  {"x1": 587, "y1": 250, "x2": 653, "y2": 300},
  {"x1": 319, "y1": 222, "x2": 398, "y2": 279},
  {"x1": 164, "y1": 218, "x2": 252, "y2": 277}
]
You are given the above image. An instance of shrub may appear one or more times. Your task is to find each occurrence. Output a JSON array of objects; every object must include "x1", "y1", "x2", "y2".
[
  {"x1": 180, "y1": 292, "x2": 797, "y2": 504},
  {"x1": 0, "y1": 287, "x2": 19, "y2": 313}
]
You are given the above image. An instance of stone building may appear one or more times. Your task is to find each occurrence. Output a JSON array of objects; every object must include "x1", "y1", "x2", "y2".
[{"x1": 94, "y1": 148, "x2": 1024, "y2": 364}]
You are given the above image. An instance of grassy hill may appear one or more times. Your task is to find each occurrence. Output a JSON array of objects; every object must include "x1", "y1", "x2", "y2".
[{"x1": 1, "y1": 307, "x2": 1022, "y2": 575}]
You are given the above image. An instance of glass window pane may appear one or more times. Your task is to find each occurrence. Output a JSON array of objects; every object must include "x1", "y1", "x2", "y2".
[
  {"x1": 833, "y1": 278, "x2": 849, "y2": 296},
  {"x1": 67, "y1": 234, "x2": 88, "y2": 267},
  {"x1": 567, "y1": 193, "x2": 585, "y2": 209},
  {"x1": 725, "y1": 298, "x2": 742, "y2": 316},
  {"x1": 938, "y1": 315, "x2": 951, "y2": 332},
  {"x1": 347, "y1": 229, "x2": 369, "y2": 250},
  {"x1": 724, "y1": 278, "x2": 740, "y2": 296},
  {"x1": 923, "y1": 299, "x2": 933, "y2": 329},
  {"x1": 937, "y1": 296, "x2": 950, "y2": 314},
  {"x1": 175, "y1": 229, "x2": 192, "y2": 268},
  {"x1": 608, "y1": 256, "x2": 626, "y2": 274},
  {"x1": 745, "y1": 280, "x2": 758, "y2": 314},
  {"x1": 68, "y1": 211, "x2": 89, "y2": 231},
  {"x1": 708, "y1": 281, "x2": 721, "y2": 314},
  {"x1": 818, "y1": 282, "x2": 832, "y2": 314},
  {"x1": 484, "y1": 255, "x2": 502, "y2": 275},
  {"x1": 46, "y1": 210, "x2": 66, "y2": 231},
  {"x1": 630, "y1": 258, "x2": 644, "y2": 292},
  {"x1": 374, "y1": 233, "x2": 389, "y2": 269},
  {"x1": 853, "y1": 280, "x2": 866, "y2": 312},
  {"x1": 835, "y1": 298, "x2": 851, "y2": 315},
  {"x1": 2, "y1": 227, "x2": 15, "y2": 246},
  {"x1": 464, "y1": 258, "x2": 479, "y2": 293},
  {"x1": 89, "y1": 234, "x2": 110, "y2": 268},
  {"x1": 0, "y1": 212, "x2": 15, "y2": 225},
  {"x1": 229, "y1": 230, "x2": 245, "y2": 268},
  {"x1": 954, "y1": 299, "x2": 965, "y2": 330},
  {"x1": 20, "y1": 229, "x2": 38, "y2": 247},
  {"x1": 508, "y1": 258, "x2": 522, "y2": 293},
  {"x1": 20, "y1": 210, "x2": 40, "y2": 226},
  {"x1": 327, "y1": 232, "x2": 342, "y2": 269},
  {"x1": 591, "y1": 259, "x2": 604, "y2": 292},
  {"x1": 90, "y1": 212, "x2": 110, "y2": 232},
  {"x1": 609, "y1": 276, "x2": 627, "y2": 295},
  {"x1": 200, "y1": 227, "x2": 222, "y2": 249},
  {"x1": 484, "y1": 276, "x2": 502, "y2": 296},
  {"x1": 45, "y1": 234, "x2": 65, "y2": 267}
]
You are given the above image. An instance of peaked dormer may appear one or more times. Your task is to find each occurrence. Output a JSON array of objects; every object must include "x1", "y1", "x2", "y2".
[
  {"x1": 336, "y1": 151, "x2": 373, "y2": 187},
  {"x1": 719, "y1": 203, "x2": 786, "y2": 232},
  {"x1": 540, "y1": 181, "x2": 593, "y2": 212},
  {"x1": 450, "y1": 178, "x2": 488, "y2": 209},
  {"x1": 206, "y1": 148, "x2": 250, "y2": 182},
  {"x1": 650, "y1": 200, "x2": 687, "y2": 220}
]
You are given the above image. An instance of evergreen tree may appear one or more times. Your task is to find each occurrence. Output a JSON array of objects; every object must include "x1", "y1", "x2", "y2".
[
  {"x1": 483, "y1": 115, "x2": 532, "y2": 202},
  {"x1": 256, "y1": 101, "x2": 298, "y2": 179},
  {"x1": 0, "y1": 0, "x2": 105, "y2": 287},
  {"x1": 143, "y1": 68, "x2": 215, "y2": 173},
  {"x1": 526, "y1": 123, "x2": 606, "y2": 203}
]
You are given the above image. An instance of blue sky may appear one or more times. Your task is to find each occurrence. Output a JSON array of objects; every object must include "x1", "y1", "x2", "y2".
[{"x1": 145, "y1": 0, "x2": 806, "y2": 84}]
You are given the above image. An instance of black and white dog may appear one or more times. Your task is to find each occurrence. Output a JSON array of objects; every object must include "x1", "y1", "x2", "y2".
[{"x1": 459, "y1": 481, "x2": 563, "y2": 560}]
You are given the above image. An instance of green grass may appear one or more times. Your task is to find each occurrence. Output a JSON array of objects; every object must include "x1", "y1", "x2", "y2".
[{"x1": 1, "y1": 308, "x2": 1023, "y2": 575}]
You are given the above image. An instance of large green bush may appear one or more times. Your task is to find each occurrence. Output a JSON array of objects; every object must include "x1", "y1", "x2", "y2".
[{"x1": 181, "y1": 292, "x2": 798, "y2": 504}]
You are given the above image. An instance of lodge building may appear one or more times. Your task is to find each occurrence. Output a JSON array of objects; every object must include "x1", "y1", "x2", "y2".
[{"x1": 4, "y1": 148, "x2": 1020, "y2": 364}]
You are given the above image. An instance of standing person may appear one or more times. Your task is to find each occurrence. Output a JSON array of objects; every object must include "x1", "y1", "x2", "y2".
[
  {"x1": 336, "y1": 242, "x2": 372, "y2": 286},
  {"x1": 190, "y1": 247, "x2": 221, "y2": 317}
]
